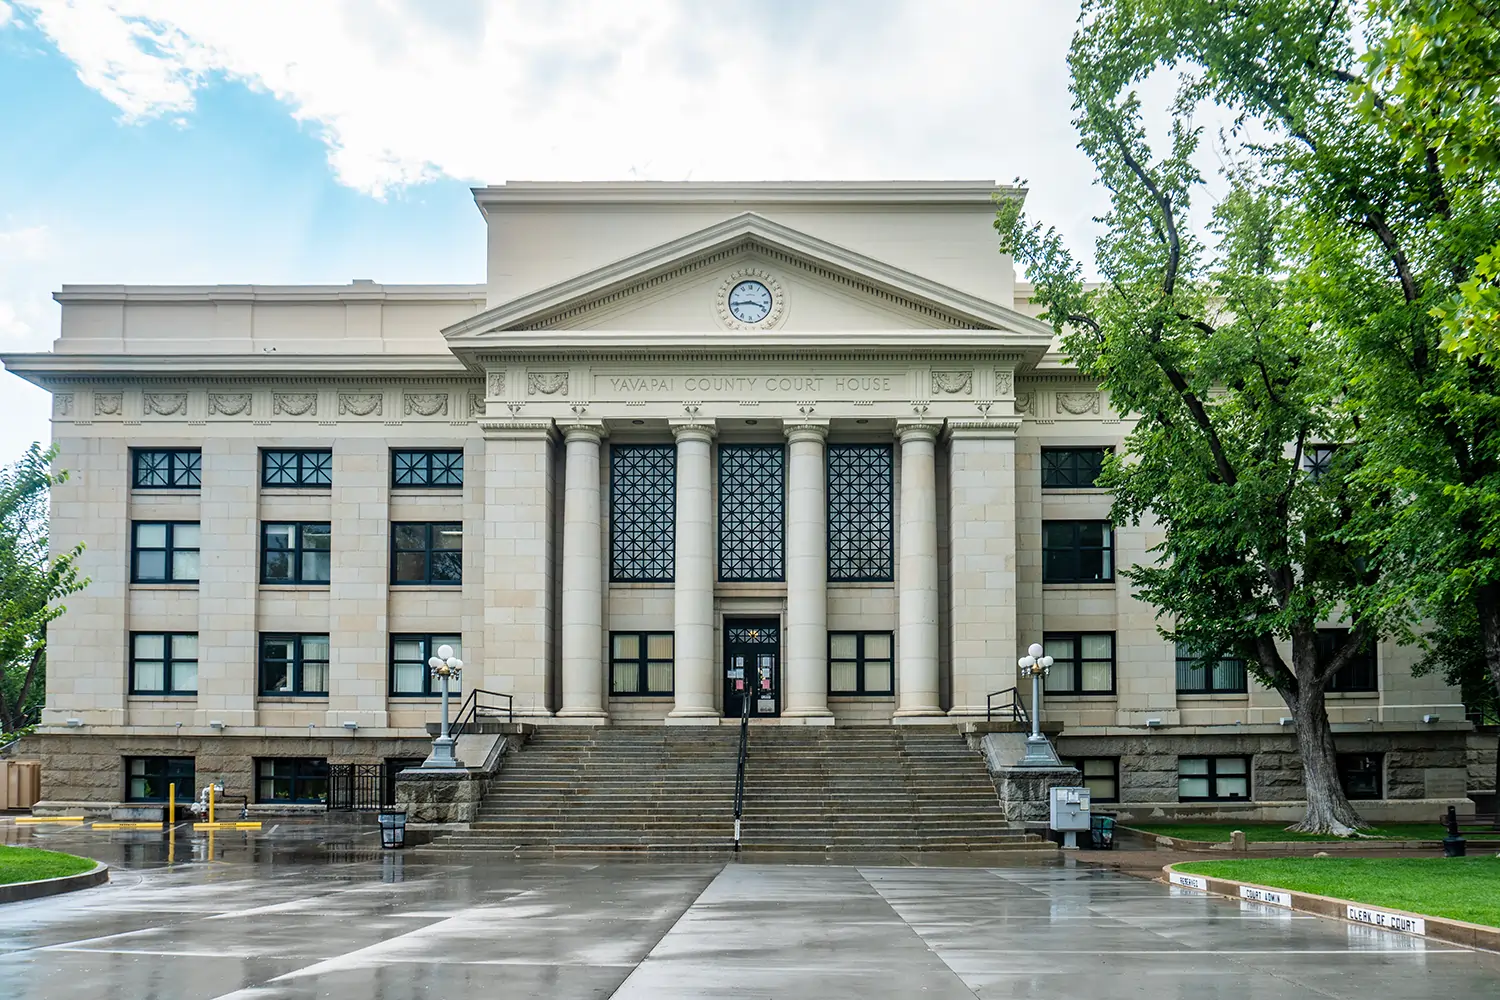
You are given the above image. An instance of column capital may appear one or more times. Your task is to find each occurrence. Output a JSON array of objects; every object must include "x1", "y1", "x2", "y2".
[
  {"x1": 559, "y1": 420, "x2": 607, "y2": 444},
  {"x1": 670, "y1": 421, "x2": 716, "y2": 444},
  {"x1": 785, "y1": 421, "x2": 830, "y2": 443},
  {"x1": 946, "y1": 418, "x2": 1022, "y2": 440},
  {"x1": 895, "y1": 421, "x2": 941, "y2": 444}
]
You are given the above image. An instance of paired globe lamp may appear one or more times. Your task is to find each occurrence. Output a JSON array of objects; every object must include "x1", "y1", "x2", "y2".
[
  {"x1": 421, "y1": 644, "x2": 465, "y2": 769},
  {"x1": 1018, "y1": 642, "x2": 1063, "y2": 767}
]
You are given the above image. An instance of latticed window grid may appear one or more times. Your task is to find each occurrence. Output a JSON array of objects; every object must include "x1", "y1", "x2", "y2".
[
  {"x1": 132, "y1": 449, "x2": 201, "y2": 489},
  {"x1": 726, "y1": 624, "x2": 779, "y2": 645},
  {"x1": 263, "y1": 449, "x2": 332, "y2": 487},
  {"x1": 610, "y1": 444, "x2": 675, "y2": 582},
  {"x1": 827, "y1": 444, "x2": 894, "y2": 581},
  {"x1": 718, "y1": 445, "x2": 785, "y2": 582},
  {"x1": 1041, "y1": 448, "x2": 1110, "y2": 489},
  {"x1": 392, "y1": 449, "x2": 464, "y2": 488}
]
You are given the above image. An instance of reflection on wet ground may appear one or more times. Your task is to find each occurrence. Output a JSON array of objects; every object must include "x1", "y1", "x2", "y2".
[{"x1": 2, "y1": 819, "x2": 1497, "y2": 998}]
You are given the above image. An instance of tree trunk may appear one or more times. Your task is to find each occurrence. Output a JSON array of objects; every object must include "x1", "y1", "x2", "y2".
[
  {"x1": 1473, "y1": 584, "x2": 1500, "y2": 829},
  {"x1": 1286, "y1": 683, "x2": 1366, "y2": 835}
]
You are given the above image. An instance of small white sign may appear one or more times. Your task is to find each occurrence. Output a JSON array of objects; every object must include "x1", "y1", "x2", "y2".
[
  {"x1": 1239, "y1": 885, "x2": 1291, "y2": 907},
  {"x1": 1346, "y1": 905, "x2": 1426, "y2": 936},
  {"x1": 1169, "y1": 872, "x2": 1207, "y2": 891}
]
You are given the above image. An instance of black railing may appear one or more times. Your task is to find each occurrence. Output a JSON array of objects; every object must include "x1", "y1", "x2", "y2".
[
  {"x1": 986, "y1": 687, "x2": 1030, "y2": 723},
  {"x1": 732, "y1": 689, "x2": 750, "y2": 852},
  {"x1": 449, "y1": 688, "x2": 514, "y2": 739},
  {"x1": 328, "y1": 763, "x2": 390, "y2": 811}
]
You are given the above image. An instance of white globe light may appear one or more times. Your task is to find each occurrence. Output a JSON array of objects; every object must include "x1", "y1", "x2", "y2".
[
  {"x1": 428, "y1": 656, "x2": 442, "y2": 670},
  {"x1": 1028, "y1": 643, "x2": 1044, "y2": 659},
  {"x1": 436, "y1": 644, "x2": 455, "y2": 660},
  {"x1": 1040, "y1": 655, "x2": 1054, "y2": 669},
  {"x1": 1018, "y1": 655, "x2": 1035, "y2": 669},
  {"x1": 450, "y1": 658, "x2": 463, "y2": 671}
]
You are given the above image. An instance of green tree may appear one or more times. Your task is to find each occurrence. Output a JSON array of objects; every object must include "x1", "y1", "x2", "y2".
[{"x1": 1, "y1": 444, "x2": 86, "y2": 739}]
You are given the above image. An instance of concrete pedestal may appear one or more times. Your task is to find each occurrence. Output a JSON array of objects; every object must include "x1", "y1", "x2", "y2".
[
  {"x1": 990, "y1": 764, "x2": 1082, "y2": 827},
  {"x1": 395, "y1": 768, "x2": 485, "y2": 824}
]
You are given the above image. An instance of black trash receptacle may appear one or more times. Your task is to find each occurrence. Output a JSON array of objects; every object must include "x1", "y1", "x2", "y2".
[
  {"x1": 1090, "y1": 814, "x2": 1115, "y2": 850},
  {"x1": 378, "y1": 808, "x2": 408, "y2": 849}
]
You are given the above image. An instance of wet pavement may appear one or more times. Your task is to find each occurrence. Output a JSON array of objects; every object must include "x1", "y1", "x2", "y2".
[{"x1": 2, "y1": 820, "x2": 1498, "y2": 998}]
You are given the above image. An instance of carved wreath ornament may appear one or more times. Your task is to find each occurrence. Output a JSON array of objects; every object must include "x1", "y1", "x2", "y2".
[
  {"x1": 1056, "y1": 391, "x2": 1101, "y2": 415},
  {"x1": 209, "y1": 392, "x2": 251, "y2": 416},
  {"x1": 144, "y1": 392, "x2": 187, "y2": 416},
  {"x1": 338, "y1": 392, "x2": 382, "y2": 417},
  {"x1": 931, "y1": 370, "x2": 973, "y2": 395},
  {"x1": 404, "y1": 392, "x2": 449, "y2": 417},
  {"x1": 528, "y1": 372, "x2": 568, "y2": 395},
  {"x1": 274, "y1": 392, "x2": 317, "y2": 416}
]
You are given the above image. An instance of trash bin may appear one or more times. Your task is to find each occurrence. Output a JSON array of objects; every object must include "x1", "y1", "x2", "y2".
[
  {"x1": 378, "y1": 808, "x2": 408, "y2": 849},
  {"x1": 1090, "y1": 814, "x2": 1115, "y2": 850}
]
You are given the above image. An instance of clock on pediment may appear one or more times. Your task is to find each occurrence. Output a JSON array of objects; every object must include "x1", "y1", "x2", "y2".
[{"x1": 717, "y1": 267, "x2": 786, "y2": 330}]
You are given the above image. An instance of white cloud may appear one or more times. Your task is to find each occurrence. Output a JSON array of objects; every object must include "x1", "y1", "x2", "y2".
[{"x1": 0, "y1": 3, "x2": 13, "y2": 29}]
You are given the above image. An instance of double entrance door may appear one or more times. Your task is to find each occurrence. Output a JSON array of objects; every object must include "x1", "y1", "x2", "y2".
[{"x1": 723, "y1": 617, "x2": 780, "y2": 718}]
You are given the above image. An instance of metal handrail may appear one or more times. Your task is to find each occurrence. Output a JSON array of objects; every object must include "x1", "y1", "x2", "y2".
[
  {"x1": 449, "y1": 688, "x2": 514, "y2": 739},
  {"x1": 732, "y1": 688, "x2": 750, "y2": 852},
  {"x1": 986, "y1": 687, "x2": 1030, "y2": 723}
]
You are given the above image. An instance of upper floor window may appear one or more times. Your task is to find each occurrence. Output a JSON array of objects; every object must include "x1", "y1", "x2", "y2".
[
  {"x1": 259, "y1": 634, "x2": 330, "y2": 697},
  {"x1": 391, "y1": 522, "x2": 462, "y2": 585},
  {"x1": 1178, "y1": 756, "x2": 1250, "y2": 801},
  {"x1": 1041, "y1": 448, "x2": 1110, "y2": 489},
  {"x1": 130, "y1": 632, "x2": 198, "y2": 696},
  {"x1": 131, "y1": 521, "x2": 200, "y2": 584},
  {"x1": 1337, "y1": 752, "x2": 1383, "y2": 800},
  {"x1": 255, "y1": 758, "x2": 329, "y2": 804},
  {"x1": 262, "y1": 522, "x2": 331, "y2": 585},
  {"x1": 132, "y1": 448, "x2": 201, "y2": 489},
  {"x1": 1317, "y1": 628, "x2": 1378, "y2": 692},
  {"x1": 126, "y1": 756, "x2": 195, "y2": 803},
  {"x1": 1042, "y1": 521, "x2": 1114, "y2": 583},
  {"x1": 718, "y1": 444, "x2": 785, "y2": 582},
  {"x1": 610, "y1": 632, "x2": 674, "y2": 695},
  {"x1": 1304, "y1": 445, "x2": 1338, "y2": 482},
  {"x1": 262, "y1": 449, "x2": 332, "y2": 488},
  {"x1": 392, "y1": 449, "x2": 463, "y2": 488},
  {"x1": 1061, "y1": 757, "x2": 1119, "y2": 803},
  {"x1": 610, "y1": 444, "x2": 675, "y2": 582},
  {"x1": 1175, "y1": 643, "x2": 1248, "y2": 694},
  {"x1": 828, "y1": 631, "x2": 894, "y2": 696},
  {"x1": 827, "y1": 444, "x2": 894, "y2": 582},
  {"x1": 390, "y1": 634, "x2": 462, "y2": 696},
  {"x1": 1043, "y1": 632, "x2": 1115, "y2": 694}
]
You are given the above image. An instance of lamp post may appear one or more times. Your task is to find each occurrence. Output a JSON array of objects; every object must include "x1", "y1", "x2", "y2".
[
  {"x1": 1018, "y1": 642, "x2": 1062, "y2": 767},
  {"x1": 421, "y1": 644, "x2": 465, "y2": 769}
]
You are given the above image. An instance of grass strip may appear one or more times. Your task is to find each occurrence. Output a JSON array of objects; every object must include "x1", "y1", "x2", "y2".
[
  {"x1": 1129, "y1": 822, "x2": 1496, "y2": 843},
  {"x1": 0, "y1": 845, "x2": 98, "y2": 886}
]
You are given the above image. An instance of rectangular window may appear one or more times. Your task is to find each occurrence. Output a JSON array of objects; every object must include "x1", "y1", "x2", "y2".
[
  {"x1": 1043, "y1": 633, "x2": 1115, "y2": 694},
  {"x1": 1304, "y1": 444, "x2": 1337, "y2": 481},
  {"x1": 391, "y1": 449, "x2": 464, "y2": 488},
  {"x1": 1337, "y1": 752, "x2": 1384, "y2": 800},
  {"x1": 131, "y1": 521, "x2": 200, "y2": 583},
  {"x1": 827, "y1": 444, "x2": 894, "y2": 582},
  {"x1": 259, "y1": 634, "x2": 330, "y2": 696},
  {"x1": 1317, "y1": 628, "x2": 1378, "y2": 692},
  {"x1": 132, "y1": 448, "x2": 201, "y2": 489},
  {"x1": 261, "y1": 522, "x2": 331, "y2": 584},
  {"x1": 1041, "y1": 448, "x2": 1110, "y2": 489},
  {"x1": 130, "y1": 632, "x2": 198, "y2": 695},
  {"x1": 390, "y1": 634, "x2": 463, "y2": 696},
  {"x1": 718, "y1": 444, "x2": 785, "y2": 582},
  {"x1": 262, "y1": 448, "x2": 332, "y2": 488},
  {"x1": 391, "y1": 522, "x2": 462, "y2": 585},
  {"x1": 1178, "y1": 756, "x2": 1251, "y2": 801},
  {"x1": 610, "y1": 444, "x2": 675, "y2": 582},
  {"x1": 255, "y1": 758, "x2": 330, "y2": 804},
  {"x1": 1061, "y1": 757, "x2": 1119, "y2": 803},
  {"x1": 827, "y1": 631, "x2": 895, "y2": 695},
  {"x1": 125, "y1": 756, "x2": 195, "y2": 802},
  {"x1": 1175, "y1": 643, "x2": 1248, "y2": 694},
  {"x1": 609, "y1": 632, "x2": 675, "y2": 695},
  {"x1": 1042, "y1": 521, "x2": 1114, "y2": 583}
]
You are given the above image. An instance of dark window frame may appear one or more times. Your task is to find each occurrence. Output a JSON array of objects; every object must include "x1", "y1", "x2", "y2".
[
  {"x1": 1042, "y1": 632, "x2": 1116, "y2": 695},
  {"x1": 1061, "y1": 756, "x2": 1120, "y2": 803},
  {"x1": 1174, "y1": 643, "x2": 1249, "y2": 694},
  {"x1": 258, "y1": 633, "x2": 331, "y2": 697},
  {"x1": 1317, "y1": 628, "x2": 1379, "y2": 693},
  {"x1": 131, "y1": 448, "x2": 202, "y2": 490},
  {"x1": 1041, "y1": 447, "x2": 1112, "y2": 489},
  {"x1": 124, "y1": 756, "x2": 195, "y2": 803},
  {"x1": 1337, "y1": 752, "x2": 1384, "y2": 800},
  {"x1": 718, "y1": 443, "x2": 786, "y2": 582},
  {"x1": 609, "y1": 444, "x2": 676, "y2": 583},
  {"x1": 389, "y1": 634, "x2": 463, "y2": 697},
  {"x1": 827, "y1": 631, "x2": 895, "y2": 696},
  {"x1": 1304, "y1": 444, "x2": 1338, "y2": 482},
  {"x1": 608, "y1": 631, "x2": 675, "y2": 696},
  {"x1": 391, "y1": 449, "x2": 464, "y2": 489},
  {"x1": 1042, "y1": 520, "x2": 1115, "y2": 583},
  {"x1": 130, "y1": 520, "x2": 200, "y2": 584},
  {"x1": 129, "y1": 631, "x2": 199, "y2": 696},
  {"x1": 390, "y1": 522, "x2": 463, "y2": 586},
  {"x1": 260, "y1": 521, "x2": 332, "y2": 585},
  {"x1": 255, "y1": 757, "x2": 330, "y2": 804},
  {"x1": 1178, "y1": 755, "x2": 1253, "y2": 802},
  {"x1": 826, "y1": 444, "x2": 895, "y2": 582},
  {"x1": 261, "y1": 448, "x2": 333, "y2": 488}
]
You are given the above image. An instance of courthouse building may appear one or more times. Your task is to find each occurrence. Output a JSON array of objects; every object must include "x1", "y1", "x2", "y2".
[{"x1": 1, "y1": 181, "x2": 1476, "y2": 817}]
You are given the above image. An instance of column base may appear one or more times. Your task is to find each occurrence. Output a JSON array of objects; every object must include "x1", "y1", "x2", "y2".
[{"x1": 666, "y1": 706, "x2": 721, "y2": 721}]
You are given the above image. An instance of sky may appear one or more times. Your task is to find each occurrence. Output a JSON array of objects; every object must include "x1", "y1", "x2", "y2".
[{"x1": 0, "y1": 0, "x2": 1134, "y2": 466}]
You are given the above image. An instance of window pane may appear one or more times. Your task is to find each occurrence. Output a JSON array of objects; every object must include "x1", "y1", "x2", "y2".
[
  {"x1": 718, "y1": 445, "x2": 785, "y2": 582},
  {"x1": 1080, "y1": 634, "x2": 1112, "y2": 659},
  {"x1": 302, "y1": 551, "x2": 331, "y2": 583},
  {"x1": 646, "y1": 634, "x2": 673, "y2": 659},
  {"x1": 305, "y1": 452, "x2": 332, "y2": 485},
  {"x1": 393, "y1": 525, "x2": 425, "y2": 549},
  {"x1": 1078, "y1": 522, "x2": 1106, "y2": 547},
  {"x1": 430, "y1": 551, "x2": 462, "y2": 581},
  {"x1": 393, "y1": 639, "x2": 424, "y2": 663},
  {"x1": 172, "y1": 634, "x2": 197, "y2": 659},
  {"x1": 1179, "y1": 777, "x2": 1210, "y2": 798},
  {"x1": 172, "y1": 660, "x2": 197, "y2": 692},
  {"x1": 134, "y1": 634, "x2": 165, "y2": 659},
  {"x1": 1044, "y1": 668, "x2": 1070, "y2": 693},
  {"x1": 1082, "y1": 760, "x2": 1112, "y2": 777},
  {"x1": 264, "y1": 551, "x2": 293, "y2": 581},
  {"x1": 1212, "y1": 658, "x2": 1245, "y2": 691},
  {"x1": 1100, "y1": 547, "x2": 1113, "y2": 580},
  {"x1": 394, "y1": 552, "x2": 427, "y2": 582},
  {"x1": 612, "y1": 662, "x2": 641, "y2": 693},
  {"x1": 433, "y1": 526, "x2": 463, "y2": 549},
  {"x1": 1042, "y1": 522, "x2": 1076, "y2": 548},
  {"x1": 1179, "y1": 758, "x2": 1209, "y2": 775},
  {"x1": 1178, "y1": 661, "x2": 1207, "y2": 691},
  {"x1": 863, "y1": 633, "x2": 891, "y2": 659},
  {"x1": 136, "y1": 551, "x2": 167, "y2": 580},
  {"x1": 301, "y1": 660, "x2": 329, "y2": 694},
  {"x1": 830, "y1": 662, "x2": 858, "y2": 692},
  {"x1": 263, "y1": 638, "x2": 292, "y2": 662},
  {"x1": 264, "y1": 524, "x2": 295, "y2": 550},
  {"x1": 393, "y1": 662, "x2": 425, "y2": 693},
  {"x1": 173, "y1": 523, "x2": 200, "y2": 548},
  {"x1": 1086, "y1": 777, "x2": 1118, "y2": 800},
  {"x1": 172, "y1": 550, "x2": 200, "y2": 580},
  {"x1": 135, "y1": 523, "x2": 167, "y2": 547},
  {"x1": 827, "y1": 444, "x2": 894, "y2": 581},
  {"x1": 613, "y1": 634, "x2": 640, "y2": 659},
  {"x1": 262, "y1": 659, "x2": 291, "y2": 693},
  {"x1": 611, "y1": 444, "x2": 676, "y2": 581},
  {"x1": 863, "y1": 662, "x2": 892, "y2": 692},
  {"x1": 134, "y1": 660, "x2": 165, "y2": 691},
  {"x1": 1216, "y1": 757, "x2": 1248, "y2": 775},
  {"x1": 1217, "y1": 777, "x2": 1248, "y2": 798},
  {"x1": 1080, "y1": 661, "x2": 1112, "y2": 691},
  {"x1": 829, "y1": 634, "x2": 858, "y2": 659},
  {"x1": 301, "y1": 635, "x2": 329, "y2": 661},
  {"x1": 129, "y1": 758, "x2": 146, "y2": 776},
  {"x1": 302, "y1": 524, "x2": 331, "y2": 549},
  {"x1": 1043, "y1": 637, "x2": 1073, "y2": 661},
  {"x1": 646, "y1": 661, "x2": 673, "y2": 692}
]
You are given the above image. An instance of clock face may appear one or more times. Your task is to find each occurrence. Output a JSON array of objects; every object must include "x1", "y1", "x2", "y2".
[{"x1": 727, "y1": 279, "x2": 773, "y2": 324}]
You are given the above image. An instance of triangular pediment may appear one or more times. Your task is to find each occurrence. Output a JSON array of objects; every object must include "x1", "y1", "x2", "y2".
[{"x1": 443, "y1": 213, "x2": 1054, "y2": 341}]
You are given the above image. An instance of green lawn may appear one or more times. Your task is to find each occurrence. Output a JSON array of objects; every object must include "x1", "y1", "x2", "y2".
[
  {"x1": 0, "y1": 845, "x2": 97, "y2": 886},
  {"x1": 1128, "y1": 821, "x2": 1498, "y2": 843},
  {"x1": 1175, "y1": 856, "x2": 1500, "y2": 927}
]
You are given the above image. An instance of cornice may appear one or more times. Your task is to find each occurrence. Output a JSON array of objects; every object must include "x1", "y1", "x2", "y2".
[
  {"x1": 471, "y1": 347, "x2": 1034, "y2": 365},
  {"x1": 473, "y1": 180, "x2": 1025, "y2": 208},
  {"x1": 51, "y1": 283, "x2": 487, "y2": 306},
  {"x1": 1, "y1": 353, "x2": 470, "y2": 388}
]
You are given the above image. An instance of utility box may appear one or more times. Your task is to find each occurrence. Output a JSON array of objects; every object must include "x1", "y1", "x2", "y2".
[{"x1": 1050, "y1": 786, "x2": 1091, "y2": 848}]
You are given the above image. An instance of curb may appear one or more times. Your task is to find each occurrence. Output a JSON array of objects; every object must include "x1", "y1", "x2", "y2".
[
  {"x1": 1162, "y1": 862, "x2": 1500, "y2": 952},
  {"x1": 0, "y1": 861, "x2": 109, "y2": 904},
  {"x1": 1122, "y1": 825, "x2": 1500, "y2": 853}
]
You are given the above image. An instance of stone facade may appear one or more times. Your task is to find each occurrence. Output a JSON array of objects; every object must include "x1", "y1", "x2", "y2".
[{"x1": 0, "y1": 180, "x2": 1480, "y2": 813}]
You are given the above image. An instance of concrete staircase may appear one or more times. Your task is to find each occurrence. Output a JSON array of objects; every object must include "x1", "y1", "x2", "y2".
[{"x1": 422, "y1": 725, "x2": 1050, "y2": 854}]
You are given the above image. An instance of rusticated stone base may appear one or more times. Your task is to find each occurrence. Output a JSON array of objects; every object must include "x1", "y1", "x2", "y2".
[
  {"x1": 395, "y1": 768, "x2": 485, "y2": 824},
  {"x1": 992, "y1": 764, "x2": 1083, "y2": 826}
]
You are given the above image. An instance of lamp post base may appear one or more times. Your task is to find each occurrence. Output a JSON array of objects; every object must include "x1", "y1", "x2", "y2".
[
  {"x1": 1016, "y1": 733, "x2": 1062, "y2": 768},
  {"x1": 421, "y1": 736, "x2": 465, "y2": 770}
]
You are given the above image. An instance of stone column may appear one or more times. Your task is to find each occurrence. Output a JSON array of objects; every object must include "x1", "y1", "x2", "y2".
[
  {"x1": 783, "y1": 422, "x2": 833, "y2": 721},
  {"x1": 557, "y1": 423, "x2": 607, "y2": 720},
  {"x1": 895, "y1": 424, "x2": 943, "y2": 719},
  {"x1": 669, "y1": 423, "x2": 719, "y2": 720},
  {"x1": 948, "y1": 420, "x2": 1020, "y2": 718}
]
